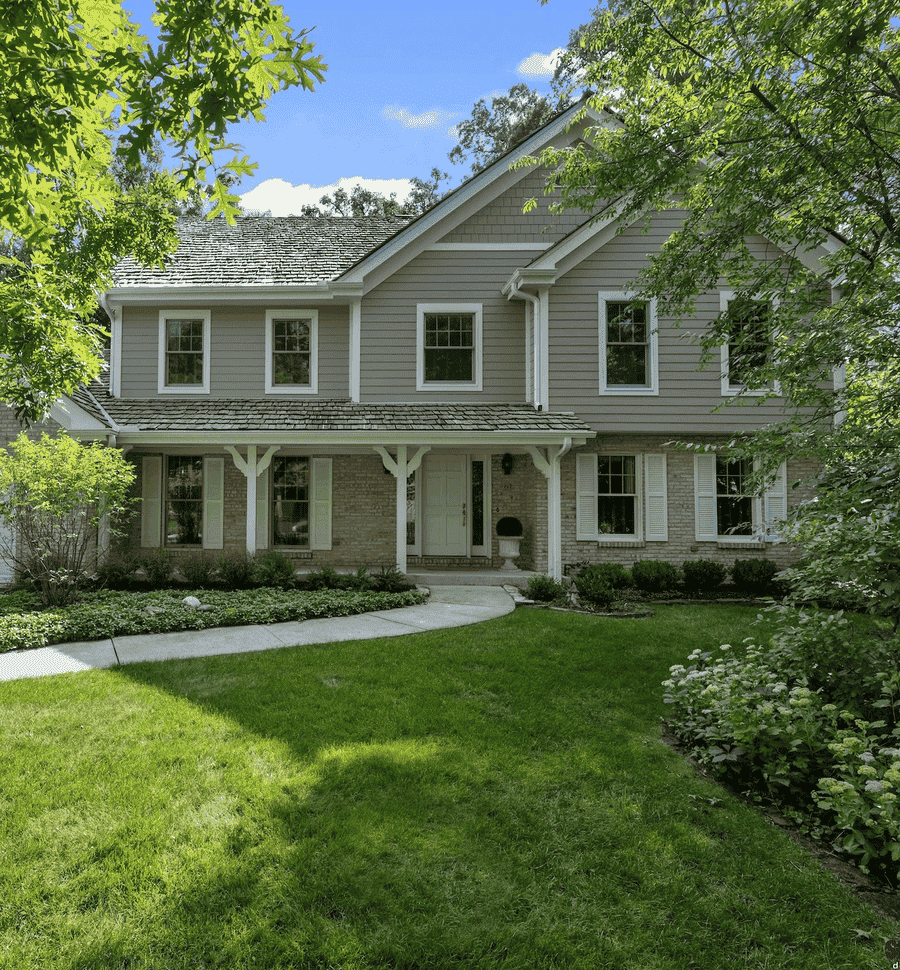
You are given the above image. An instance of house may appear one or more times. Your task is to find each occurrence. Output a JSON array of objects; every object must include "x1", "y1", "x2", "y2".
[{"x1": 4, "y1": 98, "x2": 835, "y2": 583}]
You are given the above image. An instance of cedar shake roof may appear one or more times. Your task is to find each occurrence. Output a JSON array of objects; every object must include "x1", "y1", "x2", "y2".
[
  {"x1": 86, "y1": 390, "x2": 592, "y2": 435},
  {"x1": 111, "y1": 215, "x2": 414, "y2": 287}
]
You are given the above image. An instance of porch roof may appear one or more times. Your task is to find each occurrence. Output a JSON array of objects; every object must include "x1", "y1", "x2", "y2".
[{"x1": 75, "y1": 392, "x2": 593, "y2": 443}]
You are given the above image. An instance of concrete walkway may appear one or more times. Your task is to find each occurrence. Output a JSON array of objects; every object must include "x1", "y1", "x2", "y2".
[{"x1": 0, "y1": 586, "x2": 516, "y2": 682}]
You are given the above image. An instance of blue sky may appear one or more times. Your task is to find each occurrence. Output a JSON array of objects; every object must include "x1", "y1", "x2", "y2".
[{"x1": 127, "y1": 0, "x2": 595, "y2": 213}]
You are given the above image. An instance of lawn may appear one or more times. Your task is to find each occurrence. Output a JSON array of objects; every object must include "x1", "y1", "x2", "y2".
[{"x1": 0, "y1": 605, "x2": 894, "y2": 969}]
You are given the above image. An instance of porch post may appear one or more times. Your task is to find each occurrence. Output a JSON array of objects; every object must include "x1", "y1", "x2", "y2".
[
  {"x1": 526, "y1": 438, "x2": 572, "y2": 580},
  {"x1": 374, "y1": 445, "x2": 430, "y2": 574},
  {"x1": 225, "y1": 445, "x2": 279, "y2": 555}
]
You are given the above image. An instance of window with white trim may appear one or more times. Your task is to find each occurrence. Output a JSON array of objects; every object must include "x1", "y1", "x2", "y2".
[
  {"x1": 417, "y1": 303, "x2": 483, "y2": 391},
  {"x1": 599, "y1": 293, "x2": 658, "y2": 394},
  {"x1": 165, "y1": 456, "x2": 203, "y2": 546},
  {"x1": 695, "y1": 453, "x2": 787, "y2": 542},
  {"x1": 576, "y1": 452, "x2": 668, "y2": 542},
  {"x1": 272, "y1": 456, "x2": 310, "y2": 547},
  {"x1": 720, "y1": 293, "x2": 773, "y2": 395},
  {"x1": 158, "y1": 311, "x2": 210, "y2": 393},
  {"x1": 265, "y1": 310, "x2": 318, "y2": 394}
]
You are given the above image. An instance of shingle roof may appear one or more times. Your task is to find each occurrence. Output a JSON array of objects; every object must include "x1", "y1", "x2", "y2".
[
  {"x1": 79, "y1": 379, "x2": 591, "y2": 435},
  {"x1": 111, "y1": 215, "x2": 414, "y2": 287}
]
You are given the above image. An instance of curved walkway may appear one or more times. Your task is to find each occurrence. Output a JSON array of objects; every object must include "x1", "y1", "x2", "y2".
[{"x1": 0, "y1": 586, "x2": 516, "y2": 682}]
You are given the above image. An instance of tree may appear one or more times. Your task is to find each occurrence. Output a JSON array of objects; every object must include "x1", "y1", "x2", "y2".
[
  {"x1": 529, "y1": 0, "x2": 900, "y2": 617},
  {"x1": 299, "y1": 169, "x2": 452, "y2": 218},
  {"x1": 0, "y1": 0, "x2": 325, "y2": 421},
  {"x1": 0, "y1": 433, "x2": 136, "y2": 605}
]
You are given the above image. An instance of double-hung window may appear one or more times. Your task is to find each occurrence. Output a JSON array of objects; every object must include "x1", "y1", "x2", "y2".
[
  {"x1": 266, "y1": 310, "x2": 318, "y2": 394},
  {"x1": 158, "y1": 311, "x2": 210, "y2": 393},
  {"x1": 165, "y1": 456, "x2": 203, "y2": 546},
  {"x1": 720, "y1": 293, "x2": 773, "y2": 395},
  {"x1": 576, "y1": 452, "x2": 668, "y2": 542},
  {"x1": 695, "y1": 453, "x2": 787, "y2": 542},
  {"x1": 417, "y1": 303, "x2": 483, "y2": 391},
  {"x1": 272, "y1": 456, "x2": 310, "y2": 546},
  {"x1": 599, "y1": 293, "x2": 658, "y2": 394}
]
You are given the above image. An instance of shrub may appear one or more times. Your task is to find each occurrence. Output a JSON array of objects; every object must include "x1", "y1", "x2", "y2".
[
  {"x1": 526, "y1": 575, "x2": 567, "y2": 602},
  {"x1": 304, "y1": 567, "x2": 344, "y2": 591},
  {"x1": 141, "y1": 550, "x2": 173, "y2": 587},
  {"x1": 178, "y1": 555, "x2": 216, "y2": 588},
  {"x1": 732, "y1": 558, "x2": 779, "y2": 594},
  {"x1": 573, "y1": 571, "x2": 615, "y2": 609},
  {"x1": 217, "y1": 552, "x2": 257, "y2": 589},
  {"x1": 577, "y1": 562, "x2": 632, "y2": 590},
  {"x1": 252, "y1": 550, "x2": 296, "y2": 589},
  {"x1": 369, "y1": 566, "x2": 414, "y2": 593},
  {"x1": 681, "y1": 559, "x2": 727, "y2": 592},
  {"x1": 631, "y1": 559, "x2": 679, "y2": 593},
  {"x1": 96, "y1": 552, "x2": 139, "y2": 590}
]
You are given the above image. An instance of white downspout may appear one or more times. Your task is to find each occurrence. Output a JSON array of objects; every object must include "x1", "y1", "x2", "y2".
[
  {"x1": 506, "y1": 278, "x2": 543, "y2": 411},
  {"x1": 98, "y1": 291, "x2": 120, "y2": 397}
]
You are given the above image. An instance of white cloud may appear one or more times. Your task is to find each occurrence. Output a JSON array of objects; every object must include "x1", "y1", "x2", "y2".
[
  {"x1": 238, "y1": 176, "x2": 416, "y2": 216},
  {"x1": 381, "y1": 105, "x2": 457, "y2": 129},
  {"x1": 516, "y1": 48, "x2": 564, "y2": 79}
]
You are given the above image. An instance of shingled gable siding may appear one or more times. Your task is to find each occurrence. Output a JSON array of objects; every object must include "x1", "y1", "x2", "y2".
[
  {"x1": 437, "y1": 168, "x2": 586, "y2": 246},
  {"x1": 547, "y1": 211, "x2": 821, "y2": 433},
  {"x1": 557, "y1": 437, "x2": 815, "y2": 573},
  {"x1": 360, "y1": 250, "x2": 526, "y2": 402},
  {"x1": 120, "y1": 305, "x2": 350, "y2": 399}
]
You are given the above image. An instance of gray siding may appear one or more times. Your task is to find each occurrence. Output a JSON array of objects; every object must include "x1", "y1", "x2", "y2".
[
  {"x1": 438, "y1": 169, "x2": 588, "y2": 246},
  {"x1": 360, "y1": 250, "x2": 526, "y2": 402},
  {"x1": 120, "y1": 304, "x2": 350, "y2": 399},
  {"x1": 548, "y1": 211, "x2": 820, "y2": 432}
]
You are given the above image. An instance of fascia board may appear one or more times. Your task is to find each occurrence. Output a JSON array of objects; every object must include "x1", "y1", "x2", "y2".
[
  {"x1": 49, "y1": 398, "x2": 109, "y2": 432},
  {"x1": 107, "y1": 284, "x2": 336, "y2": 305},
  {"x1": 113, "y1": 429, "x2": 592, "y2": 448},
  {"x1": 338, "y1": 104, "x2": 614, "y2": 292}
]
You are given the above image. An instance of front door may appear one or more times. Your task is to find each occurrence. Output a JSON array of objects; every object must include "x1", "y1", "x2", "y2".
[{"x1": 423, "y1": 455, "x2": 467, "y2": 556}]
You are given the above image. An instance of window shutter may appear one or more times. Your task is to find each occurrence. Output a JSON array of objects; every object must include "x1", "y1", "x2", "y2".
[
  {"x1": 763, "y1": 462, "x2": 788, "y2": 541},
  {"x1": 695, "y1": 453, "x2": 718, "y2": 541},
  {"x1": 203, "y1": 455, "x2": 224, "y2": 550},
  {"x1": 141, "y1": 455, "x2": 162, "y2": 548},
  {"x1": 311, "y1": 457, "x2": 332, "y2": 550},
  {"x1": 575, "y1": 453, "x2": 598, "y2": 540},
  {"x1": 256, "y1": 466, "x2": 269, "y2": 550},
  {"x1": 644, "y1": 453, "x2": 668, "y2": 541}
]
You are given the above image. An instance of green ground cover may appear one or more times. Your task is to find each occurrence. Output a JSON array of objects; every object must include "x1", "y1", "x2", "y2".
[{"x1": 0, "y1": 606, "x2": 895, "y2": 969}]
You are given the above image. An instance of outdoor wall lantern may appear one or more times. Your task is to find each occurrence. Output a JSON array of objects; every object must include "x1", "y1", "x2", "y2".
[{"x1": 501, "y1": 453, "x2": 515, "y2": 475}]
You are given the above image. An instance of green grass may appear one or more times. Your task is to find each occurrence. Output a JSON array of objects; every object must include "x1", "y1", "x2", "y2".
[{"x1": 0, "y1": 606, "x2": 894, "y2": 969}]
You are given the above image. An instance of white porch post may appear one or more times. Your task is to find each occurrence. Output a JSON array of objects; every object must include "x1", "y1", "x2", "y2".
[
  {"x1": 374, "y1": 445, "x2": 430, "y2": 574},
  {"x1": 225, "y1": 445, "x2": 279, "y2": 555},
  {"x1": 526, "y1": 438, "x2": 572, "y2": 580}
]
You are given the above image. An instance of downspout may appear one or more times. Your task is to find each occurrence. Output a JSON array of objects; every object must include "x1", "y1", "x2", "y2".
[
  {"x1": 506, "y1": 276, "x2": 543, "y2": 411},
  {"x1": 98, "y1": 291, "x2": 119, "y2": 397}
]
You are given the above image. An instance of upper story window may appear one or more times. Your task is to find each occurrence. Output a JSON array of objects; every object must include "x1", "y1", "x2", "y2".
[
  {"x1": 158, "y1": 310, "x2": 210, "y2": 394},
  {"x1": 720, "y1": 293, "x2": 774, "y2": 396},
  {"x1": 598, "y1": 292, "x2": 658, "y2": 395},
  {"x1": 417, "y1": 303, "x2": 483, "y2": 391},
  {"x1": 266, "y1": 310, "x2": 318, "y2": 394}
]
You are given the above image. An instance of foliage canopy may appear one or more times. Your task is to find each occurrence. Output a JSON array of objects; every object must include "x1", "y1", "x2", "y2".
[{"x1": 0, "y1": 0, "x2": 325, "y2": 420}]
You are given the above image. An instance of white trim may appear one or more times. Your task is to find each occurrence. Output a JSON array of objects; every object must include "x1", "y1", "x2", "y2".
[
  {"x1": 265, "y1": 309, "x2": 319, "y2": 395},
  {"x1": 428, "y1": 243, "x2": 550, "y2": 251},
  {"x1": 158, "y1": 309, "x2": 211, "y2": 394},
  {"x1": 106, "y1": 298, "x2": 122, "y2": 397},
  {"x1": 48, "y1": 398, "x2": 108, "y2": 432},
  {"x1": 349, "y1": 298, "x2": 361, "y2": 402},
  {"x1": 598, "y1": 292, "x2": 659, "y2": 395},
  {"x1": 538, "y1": 288, "x2": 550, "y2": 409},
  {"x1": 694, "y1": 452, "x2": 784, "y2": 543},
  {"x1": 416, "y1": 303, "x2": 483, "y2": 392}
]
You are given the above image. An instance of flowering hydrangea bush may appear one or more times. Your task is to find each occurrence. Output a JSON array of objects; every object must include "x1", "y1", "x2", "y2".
[{"x1": 664, "y1": 610, "x2": 900, "y2": 877}]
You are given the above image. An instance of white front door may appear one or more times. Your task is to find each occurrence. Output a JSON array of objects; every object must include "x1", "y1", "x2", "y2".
[{"x1": 423, "y1": 455, "x2": 467, "y2": 556}]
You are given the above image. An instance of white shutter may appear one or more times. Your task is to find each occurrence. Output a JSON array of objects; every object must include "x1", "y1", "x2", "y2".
[
  {"x1": 141, "y1": 455, "x2": 162, "y2": 548},
  {"x1": 644, "y1": 453, "x2": 668, "y2": 542},
  {"x1": 763, "y1": 462, "x2": 787, "y2": 541},
  {"x1": 310, "y1": 457, "x2": 332, "y2": 550},
  {"x1": 575, "y1": 453, "x2": 598, "y2": 540},
  {"x1": 256, "y1": 466, "x2": 269, "y2": 550},
  {"x1": 203, "y1": 455, "x2": 225, "y2": 550},
  {"x1": 695, "y1": 453, "x2": 718, "y2": 541}
]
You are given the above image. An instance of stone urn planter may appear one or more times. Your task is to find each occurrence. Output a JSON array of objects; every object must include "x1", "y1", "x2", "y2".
[{"x1": 496, "y1": 516, "x2": 524, "y2": 571}]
